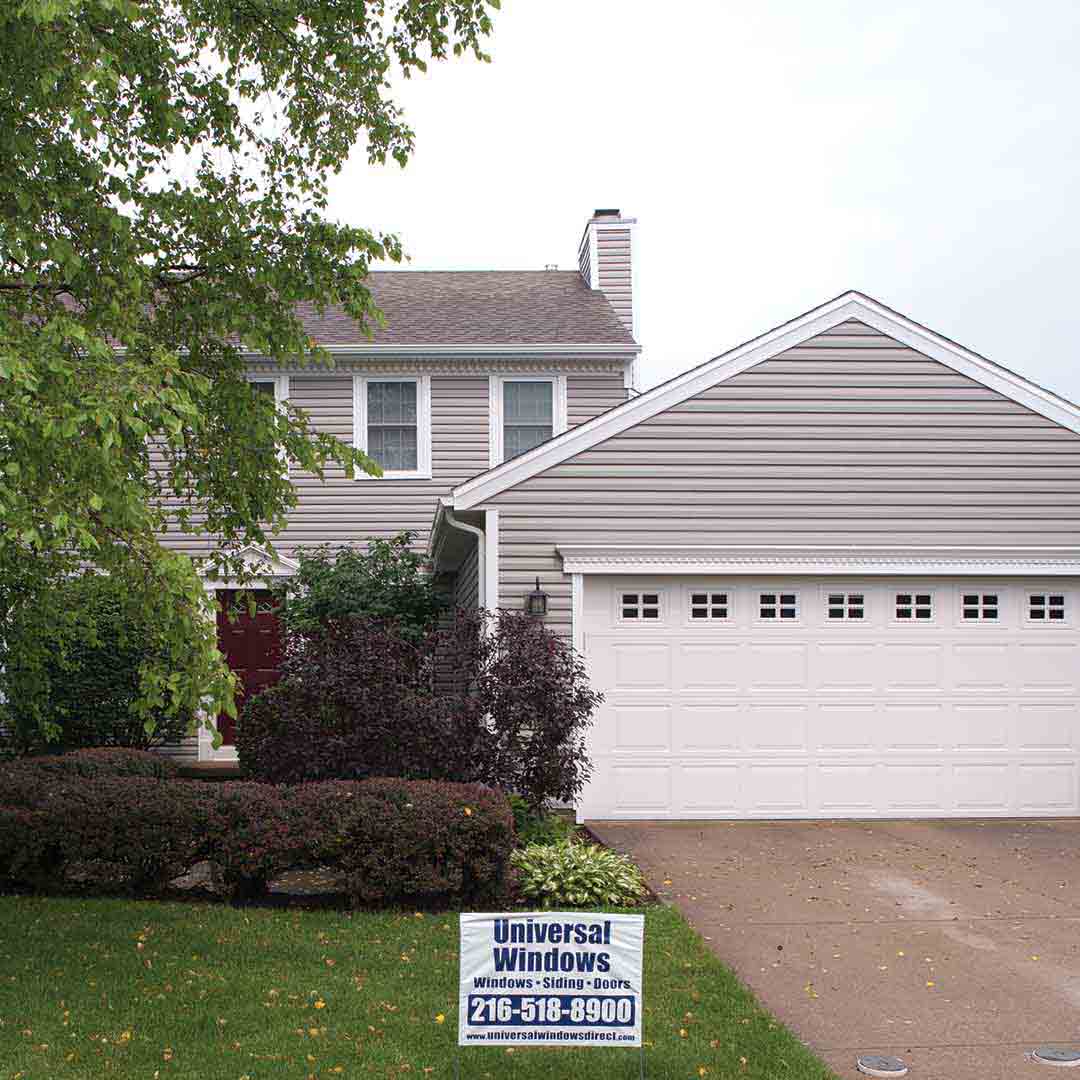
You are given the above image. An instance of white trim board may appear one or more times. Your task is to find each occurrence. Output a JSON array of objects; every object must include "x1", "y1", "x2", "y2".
[
  {"x1": 244, "y1": 342, "x2": 639, "y2": 359},
  {"x1": 557, "y1": 545, "x2": 1080, "y2": 577},
  {"x1": 450, "y1": 290, "x2": 1080, "y2": 511}
]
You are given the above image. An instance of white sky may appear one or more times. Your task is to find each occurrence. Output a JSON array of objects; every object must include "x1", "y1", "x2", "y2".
[{"x1": 328, "y1": 0, "x2": 1080, "y2": 399}]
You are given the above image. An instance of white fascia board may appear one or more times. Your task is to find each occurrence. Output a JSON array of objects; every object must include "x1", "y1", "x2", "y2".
[
  {"x1": 557, "y1": 544, "x2": 1080, "y2": 577},
  {"x1": 451, "y1": 290, "x2": 1080, "y2": 511}
]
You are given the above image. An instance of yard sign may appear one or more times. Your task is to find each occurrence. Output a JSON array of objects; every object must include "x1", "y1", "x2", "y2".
[{"x1": 458, "y1": 912, "x2": 644, "y2": 1047}]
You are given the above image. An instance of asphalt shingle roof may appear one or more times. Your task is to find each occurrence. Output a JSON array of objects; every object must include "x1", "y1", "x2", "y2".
[{"x1": 295, "y1": 270, "x2": 635, "y2": 346}]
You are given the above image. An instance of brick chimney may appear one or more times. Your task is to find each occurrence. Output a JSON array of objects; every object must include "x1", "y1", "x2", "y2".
[{"x1": 578, "y1": 208, "x2": 637, "y2": 340}]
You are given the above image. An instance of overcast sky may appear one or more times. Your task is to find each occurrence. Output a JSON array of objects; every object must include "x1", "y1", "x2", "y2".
[{"x1": 328, "y1": 0, "x2": 1080, "y2": 399}]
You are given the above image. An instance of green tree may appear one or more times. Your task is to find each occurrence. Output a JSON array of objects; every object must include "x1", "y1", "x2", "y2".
[
  {"x1": 0, "y1": 0, "x2": 499, "y2": 744},
  {"x1": 275, "y1": 534, "x2": 448, "y2": 642}
]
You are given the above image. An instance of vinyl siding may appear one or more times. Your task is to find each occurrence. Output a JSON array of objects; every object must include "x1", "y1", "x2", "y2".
[
  {"x1": 453, "y1": 543, "x2": 481, "y2": 609},
  {"x1": 595, "y1": 227, "x2": 633, "y2": 334},
  {"x1": 157, "y1": 366, "x2": 626, "y2": 557},
  {"x1": 489, "y1": 320, "x2": 1080, "y2": 636}
]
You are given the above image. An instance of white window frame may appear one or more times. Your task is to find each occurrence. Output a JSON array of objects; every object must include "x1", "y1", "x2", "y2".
[
  {"x1": 613, "y1": 583, "x2": 666, "y2": 626},
  {"x1": 245, "y1": 373, "x2": 290, "y2": 473},
  {"x1": 1025, "y1": 586, "x2": 1072, "y2": 628},
  {"x1": 353, "y1": 374, "x2": 432, "y2": 480},
  {"x1": 956, "y1": 586, "x2": 1007, "y2": 627},
  {"x1": 823, "y1": 586, "x2": 869, "y2": 624},
  {"x1": 755, "y1": 587, "x2": 800, "y2": 624},
  {"x1": 891, "y1": 587, "x2": 936, "y2": 626},
  {"x1": 684, "y1": 584, "x2": 734, "y2": 626},
  {"x1": 489, "y1": 374, "x2": 567, "y2": 467}
]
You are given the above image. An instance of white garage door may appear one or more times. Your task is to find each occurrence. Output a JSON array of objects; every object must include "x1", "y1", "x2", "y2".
[{"x1": 578, "y1": 577, "x2": 1080, "y2": 819}]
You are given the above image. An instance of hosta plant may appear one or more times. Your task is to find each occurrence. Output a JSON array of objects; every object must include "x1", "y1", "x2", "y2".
[{"x1": 511, "y1": 840, "x2": 647, "y2": 908}]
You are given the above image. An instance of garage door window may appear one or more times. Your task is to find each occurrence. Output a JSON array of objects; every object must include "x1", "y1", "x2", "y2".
[
  {"x1": 962, "y1": 593, "x2": 999, "y2": 620},
  {"x1": 1029, "y1": 593, "x2": 1066, "y2": 622},
  {"x1": 759, "y1": 592, "x2": 797, "y2": 619},
  {"x1": 827, "y1": 592, "x2": 865, "y2": 620},
  {"x1": 689, "y1": 591, "x2": 729, "y2": 620},
  {"x1": 896, "y1": 592, "x2": 933, "y2": 620},
  {"x1": 620, "y1": 591, "x2": 661, "y2": 621}
]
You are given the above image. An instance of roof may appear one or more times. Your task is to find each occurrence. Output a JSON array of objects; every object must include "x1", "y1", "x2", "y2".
[
  {"x1": 447, "y1": 289, "x2": 1080, "y2": 511},
  {"x1": 293, "y1": 270, "x2": 637, "y2": 347}
]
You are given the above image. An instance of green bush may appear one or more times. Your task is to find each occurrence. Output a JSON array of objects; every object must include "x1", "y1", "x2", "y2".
[
  {"x1": 0, "y1": 572, "x2": 199, "y2": 751},
  {"x1": 15, "y1": 748, "x2": 179, "y2": 779},
  {"x1": 509, "y1": 794, "x2": 577, "y2": 846},
  {"x1": 511, "y1": 840, "x2": 647, "y2": 908},
  {"x1": 273, "y1": 534, "x2": 447, "y2": 642}
]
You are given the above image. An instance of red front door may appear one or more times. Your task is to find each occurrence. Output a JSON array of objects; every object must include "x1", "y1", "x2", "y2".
[{"x1": 216, "y1": 590, "x2": 283, "y2": 746}]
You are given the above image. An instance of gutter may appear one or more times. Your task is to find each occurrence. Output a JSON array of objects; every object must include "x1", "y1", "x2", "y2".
[{"x1": 435, "y1": 500, "x2": 486, "y2": 607}]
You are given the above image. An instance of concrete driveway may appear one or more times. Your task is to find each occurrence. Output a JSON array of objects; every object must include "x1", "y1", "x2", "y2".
[{"x1": 589, "y1": 819, "x2": 1080, "y2": 1080}]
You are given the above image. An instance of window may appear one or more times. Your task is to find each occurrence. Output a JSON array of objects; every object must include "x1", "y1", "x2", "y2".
[
  {"x1": 620, "y1": 591, "x2": 660, "y2": 621},
  {"x1": 827, "y1": 592, "x2": 865, "y2": 620},
  {"x1": 246, "y1": 374, "x2": 289, "y2": 470},
  {"x1": 353, "y1": 376, "x2": 431, "y2": 479},
  {"x1": 489, "y1": 376, "x2": 567, "y2": 465},
  {"x1": 760, "y1": 592, "x2": 797, "y2": 619},
  {"x1": 962, "y1": 592, "x2": 999, "y2": 620},
  {"x1": 1029, "y1": 593, "x2": 1066, "y2": 622},
  {"x1": 689, "y1": 591, "x2": 729, "y2": 620},
  {"x1": 896, "y1": 592, "x2": 933, "y2": 620}
]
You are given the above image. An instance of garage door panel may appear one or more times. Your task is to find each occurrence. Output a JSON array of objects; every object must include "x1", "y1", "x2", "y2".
[
  {"x1": 611, "y1": 764, "x2": 671, "y2": 812},
  {"x1": 581, "y1": 577, "x2": 1080, "y2": 820},
  {"x1": 814, "y1": 642, "x2": 878, "y2": 692},
  {"x1": 952, "y1": 703, "x2": 1011, "y2": 751},
  {"x1": 745, "y1": 704, "x2": 808, "y2": 751},
  {"x1": 676, "y1": 764, "x2": 739, "y2": 812},
  {"x1": 883, "y1": 703, "x2": 948, "y2": 751},
  {"x1": 749, "y1": 764, "x2": 808, "y2": 813},
  {"x1": 812, "y1": 703, "x2": 878, "y2": 752},
  {"x1": 1017, "y1": 704, "x2": 1078, "y2": 750},
  {"x1": 1016, "y1": 763, "x2": 1076, "y2": 811},
  {"x1": 953, "y1": 764, "x2": 1011, "y2": 811},
  {"x1": 950, "y1": 642, "x2": 1012, "y2": 692},
  {"x1": 881, "y1": 643, "x2": 945, "y2": 692},
  {"x1": 745, "y1": 642, "x2": 808, "y2": 691},
  {"x1": 817, "y1": 763, "x2": 878, "y2": 813},
  {"x1": 676, "y1": 642, "x2": 741, "y2": 691},
  {"x1": 881, "y1": 763, "x2": 948, "y2": 812},
  {"x1": 676, "y1": 705, "x2": 740, "y2": 752},
  {"x1": 612, "y1": 706, "x2": 671, "y2": 753},
  {"x1": 1015, "y1": 642, "x2": 1079, "y2": 693}
]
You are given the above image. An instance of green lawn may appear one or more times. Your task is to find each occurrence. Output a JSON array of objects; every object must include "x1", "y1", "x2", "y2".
[{"x1": 0, "y1": 897, "x2": 834, "y2": 1080}]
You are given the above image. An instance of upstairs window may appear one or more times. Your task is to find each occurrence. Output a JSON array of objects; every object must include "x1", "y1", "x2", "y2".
[
  {"x1": 1029, "y1": 593, "x2": 1066, "y2": 622},
  {"x1": 354, "y1": 376, "x2": 431, "y2": 479},
  {"x1": 760, "y1": 592, "x2": 797, "y2": 620},
  {"x1": 504, "y1": 381, "x2": 553, "y2": 460},
  {"x1": 962, "y1": 593, "x2": 999, "y2": 621},
  {"x1": 490, "y1": 376, "x2": 567, "y2": 465}
]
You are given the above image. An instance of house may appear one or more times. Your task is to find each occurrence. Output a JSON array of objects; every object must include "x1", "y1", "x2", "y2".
[{"x1": 178, "y1": 210, "x2": 1080, "y2": 826}]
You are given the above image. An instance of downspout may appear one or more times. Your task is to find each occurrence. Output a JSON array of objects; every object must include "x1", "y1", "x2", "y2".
[{"x1": 443, "y1": 507, "x2": 486, "y2": 608}]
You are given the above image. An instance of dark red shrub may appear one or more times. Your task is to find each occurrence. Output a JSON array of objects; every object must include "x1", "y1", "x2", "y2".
[
  {"x1": 17, "y1": 747, "x2": 180, "y2": 779},
  {"x1": 0, "y1": 767, "x2": 213, "y2": 894},
  {"x1": 334, "y1": 778, "x2": 514, "y2": 905},
  {"x1": 237, "y1": 614, "x2": 488, "y2": 785},
  {"x1": 203, "y1": 782, "x2": 292, "y2": 898},
  {"x1": 237, "y1": 609, "x2": 600, "y2": 809}
]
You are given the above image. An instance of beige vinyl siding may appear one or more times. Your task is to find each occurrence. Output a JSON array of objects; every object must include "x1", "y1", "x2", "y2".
[
  {"x1": 595, "y1": 227, "x2": 632, "y2": 333},
  {"x1": 567, "y1": 374, "x2": 629, "y2": 426},
  {"x1": 453, "y1": 543, "x2": 481, "y2": 609},
  {"x1": 490, "y1": 320, "x2": 1080, "y2": 636},
  {"x1": 157, "y1": 365, "x2": 625, "y2": 559}
]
